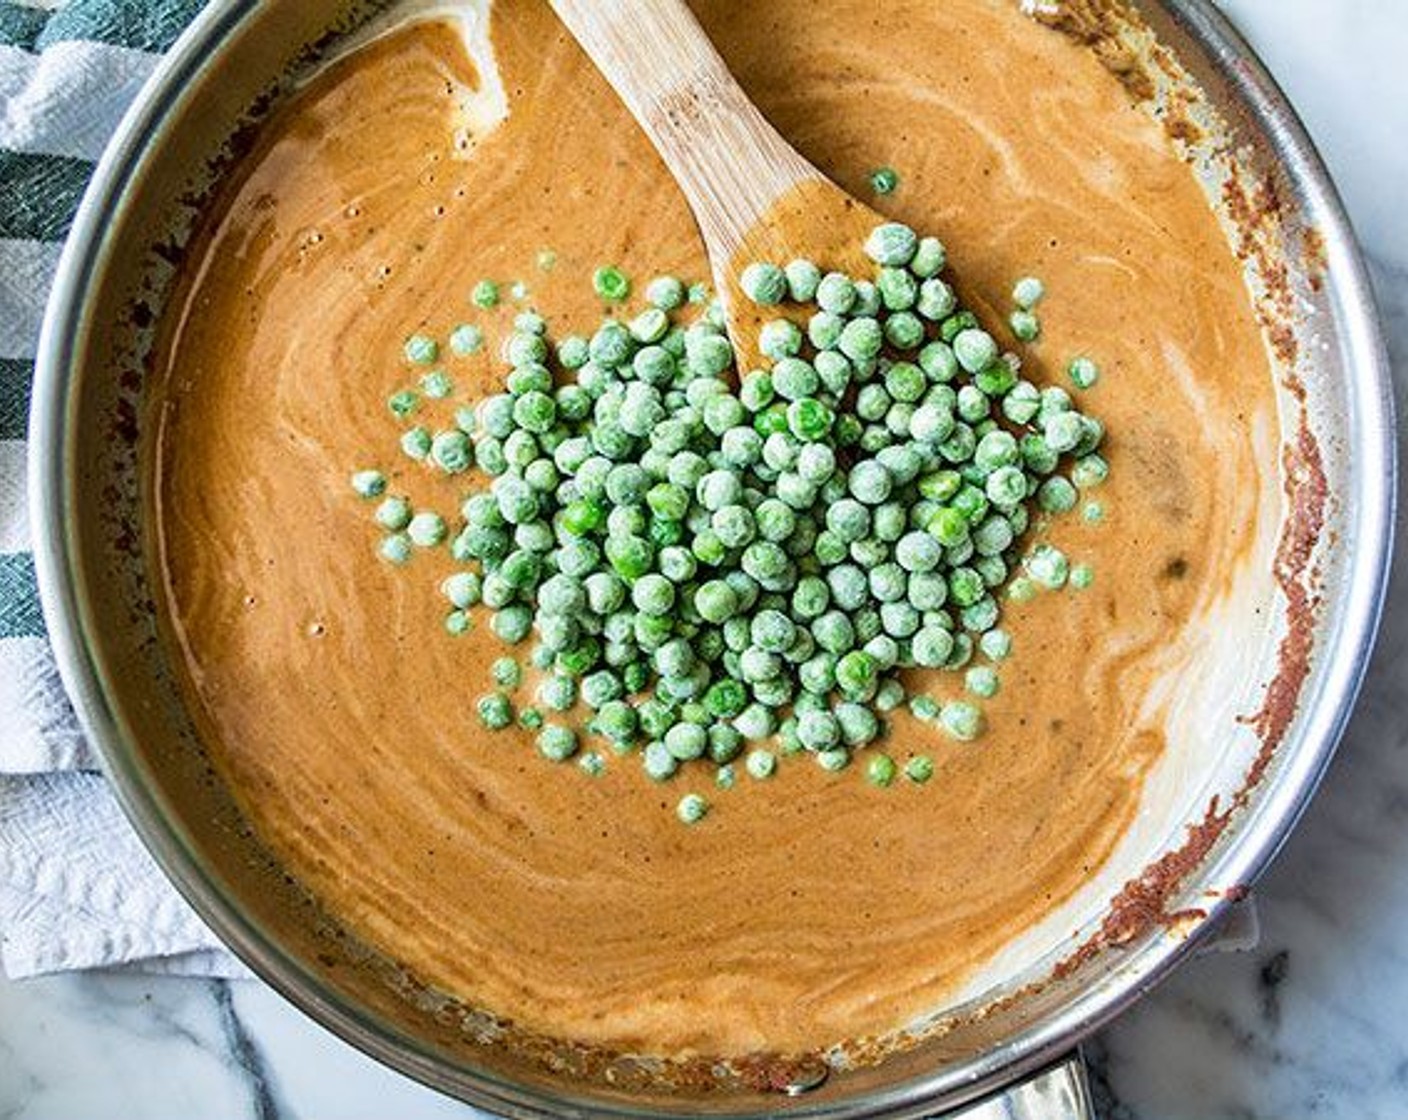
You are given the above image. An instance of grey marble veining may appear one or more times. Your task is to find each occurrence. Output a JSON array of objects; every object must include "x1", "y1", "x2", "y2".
[{"x1": 2, "y1": 1, "x2": 1406, "y2": 1117}]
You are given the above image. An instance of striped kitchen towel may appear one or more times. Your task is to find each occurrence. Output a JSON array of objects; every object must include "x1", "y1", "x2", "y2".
[{"x1": 0, "y1": 0, "x2": 244, "y2": 978}]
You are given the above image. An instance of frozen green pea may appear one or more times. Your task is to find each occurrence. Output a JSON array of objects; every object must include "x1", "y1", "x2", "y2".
[
  {"x1": 632, "y1": 573, "x2": 676, "y2": 615},
  {"x1": 909, "y1": 695, "x2": 940, "y2": 721},
  {"x1": 885, "y1": 311, "x2": 926, "y2": 351},
  {"x1": 917, "y1": 340, "x2": 958, "y2": 384},
  {"x1": 492, "y1": 605, "x2": 533, "y2": 644},
  {"x1": 470, "y1": 279, "x2": 499, "y2": 308},
  {"x1": 646, "y1": 275, "x2": 686, "y2": 311},
  {"x1": 972, "y1": 516, "x2": 1014, "y2": 557},
  {"x1": 403, "y1": 334, "x2": 438, "y2": 365},
  {"x1": 733, "y1": 702, "x2": 776, "y2": 741},
  {"x1": 1021, "y1": 433, "x2": 1059, "y2": 475},
  {"x1": 816, "y1": 272, "x2": 857, "y2": 315},
  {"x1": 676, "y1": 793, "x2": 709, "y2": 824},
  {"x1": 1070, "y1": 562, "x2": 1095, "y2": 589},
  {"x1": 379, "y1": 533, "x2": 412, "y2": 564},
  {"x1": 629, "y1": 307, "x2": 669, "y2": 344},
  {"x1": 740, "y1": 370, "x2": 775, "y2": 412},
  {"x1": 785, "y1": 259, "x2": 821, "y2": 302},
  {"x1": 1071, "y1": 454, "x2": 1109, "y2": 489},
  {"x1": 1013, "y1": 276, "x2": 1045, "y2": 308},
  {"x1": 874, "y1": 679, "x2": 906, "y2": 712},
  {"x1": 1083, "y1": 501, "x2": 1106, "y2": 523},
  {"x1": 772, "y1": 358, "x2": 818, "y2": 402},
  {"x1": 816, "y1": 748, "x2": 850, "y2": 772},
  {"x1": 796, "y1": 710, "x2": 841, "y2": 752},
  {"x1": 910, "y1": 236, "x2": 947, "y2": 279},
  {"x1": 351, "y1": 469, "x2": 386, "y2": 499},
  {"x1": 375, "y1": 496, "x2": 413, "y2": 531},
  {"x1": 388, "y1": 388, "x2": 419, "y2": 420},
  {"x1": 848, "y1": 461, "x2": 893, "y2": 504},
  {"x1": 1038, "y1": 476, "x2": 1078, "y2": 513},
  {"x1": 686, "y1": 330, "x2": 734, "y2": 376},
  {"x1": 940, "y1": 700, "x2": 983, "y2": 741},
  {"x1": 430, "y1": 430, "x2": 473, "y2": 474},
  {"x1": 912, "y1": 626, "x2": 954, "y2": 668},
  {"x1": 1026, "y1": 544, "x2": 1070, "y2": 589},
  {"x1": 557, "y1": 335, "x2": 590, "y2": 370},
  {"x1": 442, "y1": 571, "x2": 482, "y2": 609},
  {"x1": 808, "y1": 310, "x2": 845, "y2": 350},
  {"x1": 538, "y1": 724, "x2": 578, "y2": 762},
  {"x1": 579, "y1": 751, "x2": 606, "y2": 777},
  {"x1": 787, "y1": 398, "x2": 833, "y2": 442},
  {"x1": 836, "y1": 701, "x2": 879, "y2": 746},
  {"x1": 491, "y1": 657, "x2": 522, "y2": 688},
  {"x1": 835, "y1": 650, "x2": 879, "y2": 696},
  {"x1": 593, "y1": 265, "x2": 630, "y2": 302},
  {"x1": 759, "y1": 318, "x2": 804, "y2": 359},
  {"x1": 643, "y1": 741, "x2": 678, "y2": 781},
  {"x1": 1069, "y1": 356, "x2": 1100, "y2": 389},
  {"x1": 1003, "y1": 381, "x2": 1041, "y2": 425},
  {"x1": 740, "y1": 262, "x2": 787, "y2": 305},
  {"x1": 400, "y1": 426, "x2": 432, "y2": 461},
  {"x1": 704, "y1": 680, "x2": 748, "y2": 721},
  {"x1": 865, "y1": 222, "x2": 918, "y2": 266},
  {"x1": 966, "y1": 665, "x2": 1000, "y2": 698},
  {"x1": 877, "y1": 266, "x2": 918, "y2": 311},
  {"x1": 985, "y1": 466, "x2": 1027, "y2": 508},
  {"x1": 866, "y1": 754, "x2": 897, "y2": 787},
  {"x1": 869, "y1": 166, "x2": 899, "y2": 195},
  {"x1": 979, "y1": 628, "x2": 1012, "y2": 661},
  {"x1": 1010, "y1": 309, "x2": 1040, "y2": 342},
  {"x1": 953, "y1": 329, "x2": 998, "y2": 373},
  {"x1": 915, "y1": 277, "x2": 956, "y2": 323},
  {"x1": 590, "y1": 320, "x2": 634, "y2": 368},
  {"x1": 839, "y1": 317, "x2": 883, "y2": 362},
  {"x1": 449, "y1": 323, "x2": 483, "y2": 355},
  {"x1": 905, "y1": 755, "x2": 934, "y2": 783},
  {"x1": 407, "y1": 511, "x2": 446, "y2": 547},
  {"x1": 476, "y1": 692, "x2": 512, "y2": 730},
  {"x1": 1044, "y1": 412, "x2": 1085, "y2": 454},
  {"x1": 664, "y1": 722, "x2": 708, "y2": 761},
  {"x1": 594, "y1": 700, "x2": 638, "y2": 743},
  {"x1": 884, "y1": 361, "x2": 925, "y2": 404},
  {"x1": 420, "y1": 368, "x2": 453, "y2": 398}
]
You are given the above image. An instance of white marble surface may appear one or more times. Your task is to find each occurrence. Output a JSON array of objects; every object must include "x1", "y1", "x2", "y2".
[{"x1": 3, "y1": 2, "x2": 1407, "y2": 1117}]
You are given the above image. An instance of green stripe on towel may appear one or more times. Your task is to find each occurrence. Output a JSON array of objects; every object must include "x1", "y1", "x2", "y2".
[
  {"x1": 0, "y1": 553, "x2": 44, "y2": 638},
  {"x1": 0, "y1": 152, "x2": 92, "y2": 242},
  {"x1": 0, "y1": 5, "x2": 50, "y2": 50},
  {"x1": 35, "y1": 0, "x2": 210, "y2": 54},
  {"x1": 0, "y1": 358, "x2": 33, "y2": 441}
]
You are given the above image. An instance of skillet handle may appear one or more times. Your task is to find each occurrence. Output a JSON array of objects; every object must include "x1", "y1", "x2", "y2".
[{"x1": 944, "y1": 1052, "x2": 1093, "y2": 1119}]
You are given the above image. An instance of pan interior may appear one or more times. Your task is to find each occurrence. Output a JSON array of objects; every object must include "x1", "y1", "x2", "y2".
[{"x1": 46, "y1": 0, "x2": 1375, "y2": 1113}]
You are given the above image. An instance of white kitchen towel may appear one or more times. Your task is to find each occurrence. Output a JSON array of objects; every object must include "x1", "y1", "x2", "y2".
[{"x1": 0, "y1": 0, "x2": 244, "y2": 979}]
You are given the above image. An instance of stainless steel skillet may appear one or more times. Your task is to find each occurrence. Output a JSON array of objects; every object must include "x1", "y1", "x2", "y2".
[{"x1": 29, "y1": 1, "x2": 1394, "y2": 1115}]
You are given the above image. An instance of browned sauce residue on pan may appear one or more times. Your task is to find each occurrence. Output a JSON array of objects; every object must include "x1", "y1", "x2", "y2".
[{"x1": 1036, "y1": 0, "x2": 1329, "y2": 979}]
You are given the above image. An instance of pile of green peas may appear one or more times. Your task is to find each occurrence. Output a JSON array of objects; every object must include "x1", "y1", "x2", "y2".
[{"x1": 354, "y1": 222, "x2": 1108, "y2": 820}]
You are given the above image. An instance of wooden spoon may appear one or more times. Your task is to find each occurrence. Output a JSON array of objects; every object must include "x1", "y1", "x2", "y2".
[{"x1": 547, "y1": 0, "x2": 884, "y2": 361}]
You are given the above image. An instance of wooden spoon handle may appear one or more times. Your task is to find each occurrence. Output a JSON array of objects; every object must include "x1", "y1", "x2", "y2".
[{"x1": 548, "y1": 0, "x2": 817, "y2": 261}]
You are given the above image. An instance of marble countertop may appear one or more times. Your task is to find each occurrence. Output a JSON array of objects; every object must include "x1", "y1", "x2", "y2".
[{"x1": 3, "y1": 1, "x2": 1406, "y2": 1117}]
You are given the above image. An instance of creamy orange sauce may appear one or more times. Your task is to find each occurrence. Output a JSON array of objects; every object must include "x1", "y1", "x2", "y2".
[{"x1": 150, "y1": 0, "x2": 1276, "y2": 1058}]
